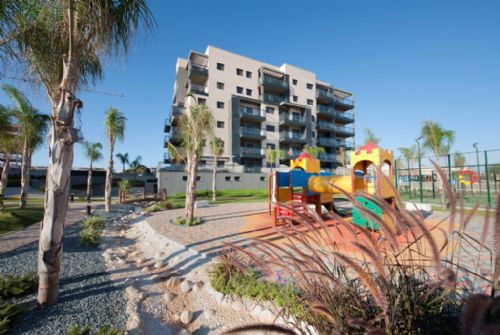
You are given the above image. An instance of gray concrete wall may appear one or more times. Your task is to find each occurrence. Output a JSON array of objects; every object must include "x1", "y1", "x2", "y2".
[{"x1": 158, "y1": 170, "x2": 268, "y2": 195}]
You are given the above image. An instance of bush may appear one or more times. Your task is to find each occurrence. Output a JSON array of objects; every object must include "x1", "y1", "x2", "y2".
[
  {"x1": 67, "y1": 324, "x2": 123, "y2": 335},
  {"x1": 172, "y1": 216, "x2": 202, "y2": 226},
  {"x1": 80, "y1": 226, "x2": 102, "y2": 246},
  {"x1": 0, "y1": 272, "x2": 38, "y2": 300},
  {"x1": 0, "y1": 301, "x2": 25, "y2": 335},
  {"x1": 118, "y1": 179, "x2": 131, "y2": 192},
  {"x1": 83, "y1": 216, "x2": 105, "y2": 230}
]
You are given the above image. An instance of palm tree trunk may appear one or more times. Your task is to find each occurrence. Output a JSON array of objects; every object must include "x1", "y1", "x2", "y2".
[
  {"x1": 19, "y1": 139, "x2": 30, "y2": 208},
  {"x1": 212, "y1": 157, "x2": 217, "y2": 202},
  {"x1": 185, "y1": 154, "x2": 198, "y2": 223},
  {"x1": 105, "y1": 143, "x2": 114, "y2": 212},
  {"x1": 86, "y1": 161, "x2": 93, "y2": 203},
  {"x1": 0, "y1": 154, "x2": 10, "y2": 196}
]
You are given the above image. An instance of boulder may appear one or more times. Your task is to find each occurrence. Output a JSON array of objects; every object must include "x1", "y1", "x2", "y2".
[
  {"x1": 180, "y1": 310, "x2": 193, "y2": 324},
  {"x1": 180, "y1": 280, "x2": 194, "y2": 293}
]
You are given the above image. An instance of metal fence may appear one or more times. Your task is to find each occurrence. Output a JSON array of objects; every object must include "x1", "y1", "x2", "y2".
[{"x1": 394, "y1": 149, "x2": 500, "y2": 208}]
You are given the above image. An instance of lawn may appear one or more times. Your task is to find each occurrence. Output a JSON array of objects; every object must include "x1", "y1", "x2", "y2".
[
  {"x1": 168, "y1": 188, "x2": 268, "y2": 207},
  {"x1": 0, "y1": 206, "x2": 44, "y2": 234}
]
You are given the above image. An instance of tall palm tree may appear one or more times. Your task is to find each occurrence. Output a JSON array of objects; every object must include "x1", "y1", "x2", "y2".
[
  {"x1": 453, "y1": 151, "x2": 466, "y2": 168},
  {"x1": 398, "y1": 146, "x2": 416, "y2": 196},
  {"x1": 0, "y1": 0, "x2": 154, "y2": 306},
  {"x1": 421, "y1": 121, "x2": 455, "y2": 208},
  {"x1": 266, "y1": 148, "x2": 285, "y2": 172},
  {"x1": 1, "y1": 85, "x2": 50, "y2": 208},
  {"x1": 363, "y1": 128, "x2": 381, "y2": 145},
  {"x1": 104, "y1": 107, "x2": 126, "y2": 212},
  {"x1": 0, "y1": 109, "x2": 21, "y2": 201},
  {"x1": 82, "y1": 141, "x2": 103, "y2": 203},
  {"x1": 129, "y1": 155, "x2": 143, "y2": 174},
  {"x1": 116, "y1": 152, "x2": 129, "y2": 173},
  {"x1": 303, "y1": 145, "x2": 326, "y2": 159},
  {"x1": 210, "y1": 137, "x2": 224, "y2": 201}
]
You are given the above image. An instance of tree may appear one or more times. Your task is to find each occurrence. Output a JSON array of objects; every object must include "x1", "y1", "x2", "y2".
[
  {"x1": 1, "y1": 85, "x2": 50, "y2": 208},
  {"x1": 453, "y1": 151, "x2": 466, "y2": 168},
  {"x1": 116, "y1": 153, "x2": 129, "y2": 173},
  {"x1": 104, "y1": 107, "x2": 126, "y2": 212},
  {"x1": 0, "y1": 108, "x2": 21, "y2": 201},
  {"x1": 82, "y1": 141, "x2": 103, "y2": 203},
  {"x1": 363, "y1": 128, "x2": 381, "y2": 145},
  {"x1": 209, "y1": 137, "x2": 224, "y2": 202},
  {"x1": 303, "y1": 145, "x2": 326, "y2": 159},
  {"x1": 266, "y1": 148, "x2": 285, "y2": 172},
  {"x1": 421, "y1": 121, "x2": 455, "y2": 208},
  {"x1": 0, "y1": 0, "x2": 154, "y2": 306},
  {"x1": 398, "y1": 146, "x2": 416, "y2": 196},
  {"x1": 129, "y1": 155, "x2": 143, "y2": 174}
]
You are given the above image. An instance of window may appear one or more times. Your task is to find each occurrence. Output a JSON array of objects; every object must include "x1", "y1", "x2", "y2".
[
  {"x1": 234, "y1": 176, "x2": 241, "y2": 182},
  {"x1": 266, "y1": 125, "x2": 275, "y2": 132},
  {"x1": 237, "y1": 86, "x2": 243, "y2": 94},
  {"x1": 267, "y1": 143, "x2": 276, "y2": 149},
  {"x1": 292, "y1": 79, "x2": 298, "y2": 85},
  {"x1": 312, "y1": 115, "x2": 315, "y2": 122},
  {"x1": 225, "y1": 176, "x2": 231, "y2": 181},
  {"x1": 307, "y1": 99, "x2": 313, "y2": 106},
  {"x1": 183, "y1": 176, "x2": 188, "y2": 181},
  {"x1": 266, "y1": 107, "x2": 274, "y2": 114},
  {"x1": 217, "y1": 121, "x2": 225, "y2": 128},
  {"x1": 217, "y1": 82, "x2": 224, "y2": 89},
  {"x1": 312, "y1": 131, "x2": 316, "y2": 138},
  {"x1": 307, "y1": 83, "x2": 313, "y2": 89},
  {"x1": 217, "y1": 63, "x2": 224, "y2": 70},
  {"x1": 236, "y1": 68, "x2": 243, "y2": 76},
  {"x1": 246, "y1": 71, "x2": 252, "y2": 78},
  {"x1": 260, "y1": 176, "x2": 266, "y2": 182},
  {"x1": 293, "y1": 95, "x2": 298, "y2": 102},
  {"x1": 217, "y1": 160, "x2": 225, "y2": 168},
  {"x1": 246, "y1": 88, "x2": 252, "y2": 96},
  {"x1": 198, "y1": 98, "x2": 206, "y2": 105},
  {"x1": 197, "y1": 176, "x2": 201, "y2": 181},
  {"x1": 217, "y1": 101, "x2": 224, "y2": 109}
]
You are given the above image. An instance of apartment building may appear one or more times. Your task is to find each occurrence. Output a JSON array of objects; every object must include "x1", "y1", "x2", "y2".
[{"x1": 163, "y1": 46, "x2": 355, "y2": 172}]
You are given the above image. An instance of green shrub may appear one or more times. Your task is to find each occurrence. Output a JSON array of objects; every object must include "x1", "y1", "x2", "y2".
[
  {"x1": 67, "y1": 324, "x2": 123, "y2": 335},
  {"x1": 118, "y1": 179, "x2": 131, "y2": 192},
  {"x1": 144, "y1": 203, "x2": 164, "y2": 213},
  {"x1": 79, "y1": 226, "x2": 102, "y2": 246},
  {"x1": 0, "y1": 272, "x2": 38, "y2": 300},
  {"x1": 0, "y1": 301, "x2": 25, "y2": 335},
  {"x1": 172, "y1": 216, "x2": 202, "y2": 226},
  {"x1": 83, "y1": 216, "x2": 105, "y2": 230}
]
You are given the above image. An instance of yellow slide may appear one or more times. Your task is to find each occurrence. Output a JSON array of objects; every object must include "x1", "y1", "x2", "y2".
[{"x1": 308, "y1": 175, "x2": 353, "y2": 195}]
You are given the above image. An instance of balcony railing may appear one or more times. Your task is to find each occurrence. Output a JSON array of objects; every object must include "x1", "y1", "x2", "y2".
[
  {"x1": 318, "y1": 137, "x2": 337, "y2": 146},
  {"x1": 284, "y1": 149, "x2": 303, "y2": 159},
  {"x1": 261, "y1": 75, "x2": 289, "y2": 90},
  {"x1": 171, "y1": 105, "x2": 183, "y2": 117},
  {"x1": 335, "y1": 95, "x2": 354, "y2": 108},
  {"x1": 317, "y1": 121, "x2": 336, "y2": 130},
  {"x1": 335, "y1": 111, "x2": 354, "y2": 122},
  {"x1": 319, "y1": 153, "x2": 336, "y2": 161},
  {"x1": 241, "y1": 127, "x2": 265, "y2": 137},
  {"x1": 263, "y1": 93, "x2": 287, "y2": 105},
  {"x1": 279, "y1": 113, "x2": 307, "y2": 124},
  {"x1": 280, "y1": 132, "x2": 307, "y2": 141},
  {"x1": 316, "y1": 87, "x2": 335, "y2": 101},
  {"x1": 240, "y1": 147, "x2": 265, "y2": 156},
  {"x1": 240, "y1": 107, "x2": 265, "y2": 119},
  {"x1": 188, "y1": 63, "x2": 208, "y2": 77},
  {"x1": 189, "y1": 83, "x2": 208, "y2": 95},
  {"x1": 334, "y1": 125, "x2": 355, "y2": 136},
  {"x1": 316, "y1": 104, "x2": 335, "y2": 117},
  {"x1": 336, "y1": 139, "x2": 355, "y2": 148}
]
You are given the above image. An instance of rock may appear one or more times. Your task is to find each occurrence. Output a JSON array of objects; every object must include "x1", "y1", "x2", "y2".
[
  {"x1": 178, "y1": 330, "x2": 191, "y2": 335},
  {"x1": 192, "y1": 281, "x2": 204, "y2": 292},
  {"x1": 213, "y1": 291, "x2": 224, "y2": 304},
  {"x1": 154, "y1": 261, "x2": 166, "y2": 269},
  {"x1": 159, "y1": 271, "x2": 171, "y2": 279},
  {"x1": 136, "y1": 257, "x2": 147, "y2": 264},
  {"x1": 154, "y1": 252, "x2": 164, "y2": 259},
  {"x1": 180, "y1": 310, "x2": 193, "y2": 324},
  {"x1": 164, "y1": 292, "x2": 176, "y2": 302},
  {"x1": 258, "y1": 309, "x2": 276, "y2": 324},
  {"x1": 150, "y1": 274, "x2": 160, "y2": 281},
  {"x1": 180, "y1": 280, "x2": 194, "y2": 293},
  {"x1": 231, "y1": 300, "x2": 244, "y2": 311},
  {"x1": 141, "y1": 266, "x2": 151, "y2": 273},
  {"x1": 116, "y1": 258, "x2": 126, "y2": 264},
  {"x1": 167, "y1": 276, "x2": 181, "y2": 288},
  {"x1": 203, "y1": 309, "x2": 216, "y2": 320},
  {"x1": 250, "y1": 304, "x2": 263, "y2": 318},
  {"x1": 173, "y1": 313, "x2": 180, "y2": 321}
]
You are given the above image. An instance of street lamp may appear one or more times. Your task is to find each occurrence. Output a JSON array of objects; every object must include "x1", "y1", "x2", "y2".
[
  {"x1": 415, "y1": 136, "x2": 424, "y2": 203},
  {"x1": 473, "y1": 143, "x2": 481, "y2": 194}
]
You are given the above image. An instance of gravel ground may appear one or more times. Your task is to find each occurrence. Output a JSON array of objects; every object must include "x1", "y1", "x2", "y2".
[{"x1": 0, "y1": 206, "x2": 134, "y2": 335}]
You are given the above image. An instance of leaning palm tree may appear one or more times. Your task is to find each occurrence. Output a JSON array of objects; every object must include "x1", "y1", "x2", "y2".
[
  {"x1": 0, "y1": 0, "x2": 154, "y2": 306},
  {"x1": 265, "y1": 148, "x2": 285, "y2": 172},
  {"x1": 116, "y1": 152, "x2": 129, "y2": 173},
  {"x1": 209, "y1": 137, "x2": 224, "y2": 202},
  {"x1": 82, "y1": 141, "x2": 103, "y2": 203},
  {"x1": 1, "y1": 85, "x2": 50, "y2": 208},
  {"x1": 398, "y1": 146, "x2": 416, "y2": 197},
  {"x1": 104, "y1": 107, "x2": 126, "y2": 212},
  {"x1": 303, "y1": 145, "x2": 326, "y2": 159},
  {"x1": 421, "y1": 121, "x2": 455, "y2": 208},
  {"x1": 363, "y1": 128, "x2": 381, "y2": 145}
]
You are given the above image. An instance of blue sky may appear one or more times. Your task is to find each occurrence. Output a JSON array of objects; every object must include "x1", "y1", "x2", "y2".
[{"x1": 1, "y1": 0, "x2": 499, "y2": 168}]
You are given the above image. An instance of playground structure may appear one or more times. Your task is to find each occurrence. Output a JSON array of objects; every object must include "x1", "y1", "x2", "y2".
[{"x1": 268, "y1": 143, "x2": 397, "y2": 230}]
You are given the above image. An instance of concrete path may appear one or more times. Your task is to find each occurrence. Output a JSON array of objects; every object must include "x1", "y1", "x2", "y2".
[{"x1": 0, "y1": 202, "x2": 96, "y2": 254}]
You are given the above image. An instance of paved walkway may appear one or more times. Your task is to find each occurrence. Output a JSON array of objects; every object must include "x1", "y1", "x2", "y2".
[{"x1": 0, "y1": 202, "x2": 96, "y2": 254}]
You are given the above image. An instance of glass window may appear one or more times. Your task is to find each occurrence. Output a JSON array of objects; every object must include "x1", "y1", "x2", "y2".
[
  {"x1": 307, "y1": 83, "x2": 313, "y2": 89},
  {"x1": 217, "y1": 101, "x2": 224, "y2": 108},
  {"x1": 293, "y1": 95, "x2": 298, "y2": 102},
  {"x1": 217, "y1": 63, "x2": 224, "y2": 70},
  {"x1": 246, "y1": 88, "x2": 252, "y2": 96},
  {"x1": 236, "y1": 68, "x2": 243, "y2": 76},
  {"x1": 217, "y1": 121, "x2": 225, "y2": 128},
  {"x1": 266, "y1": 125, "x2": 275, "y2": 132},
  {"x1": 292, "y1": 79, "x2": 298, "y2": 85},
  {"x1": 198, "y1": 98, "x2": 206, "y2": 105},
  {"x1": 266, "y1": 107, "x2": 274, "y2": 114},
  {"x1": 237, "y1": 86, "x2": 243, "y2": 94},
  {"x1": 246, "y1": 71, "x2": 252, "y2": 78},
  {"x1": 217, "y1": 82, "x2": 224, "y2": 89},
  {"x1": 307, "y1": 99, "x2": 313, "y2": 105}
]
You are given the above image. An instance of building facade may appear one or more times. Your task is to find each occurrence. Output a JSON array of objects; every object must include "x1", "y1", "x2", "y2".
[{"x1": 163, "y1": 46, "x2": 355, "y2": 172}]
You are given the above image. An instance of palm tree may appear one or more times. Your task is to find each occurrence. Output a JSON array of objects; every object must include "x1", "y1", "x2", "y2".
[
  {"x1": 104, "y1": 107, "x2": 126, "y2": 212},
  {"x1": 0, "y1": 109, "x2": 21, "y2": 201},
  {"x1": 0, "y1": 0, "x2": 153, "y2": 306},
  {"x1": 421, "y1": 121, "x2": 455, "y2": 208},
  {"x1": 82, "y1": 141, "x2": 103, "y2": 203},
  {"x1": 210, "y1": 137, "x2": 224, "y2": 202},
  {"x1": 363, "y1": 128, "x2": 381, "y2": 145},
  {"x1": 453, "y1": 151, "x2": 466, "y2": 168},
  {"x1": 1, "y1": 85, "x2": 50, "y2": 208},
  {"x1": 398, "y1": 146, "x2": 416, "y2": 196},
  {"x1": 129, "y1": 155, "x2": 143, "y2": 174},
  {"x1": 303, "y1": 145, "x2": 326, "y2": 159},
  {"x1": 116, "y1": 153, "x2": 129, "y2": 173},
  {"x1": 266, "y1": 148, "x2": 285, "y2": 172}
]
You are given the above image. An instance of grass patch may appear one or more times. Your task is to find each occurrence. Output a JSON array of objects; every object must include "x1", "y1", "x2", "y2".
[
  {"x1": 144, "y1": 200, "x2": 184, "y2": 213},
  {"x1": 171, "y1": 188, "x2": 268, "y2": 200},
  {"x1": 67, "y1": 324, "x2": 123, "y2": 335},
  {"x1": 79, "y1": 216, "x2": 106, "y2": 246},
  {"x1": 0, "y1": 206, "x2": 44, "y2": 234},
  {"x1": 171, "y1": 216, "x2": 202, "y2": 226}
]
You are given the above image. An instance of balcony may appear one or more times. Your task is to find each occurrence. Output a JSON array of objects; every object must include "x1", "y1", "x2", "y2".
[
  {"x1": 334, "y1": 125, "x2": 355, "y2": 137},
  {"x1": 164, "y1": 119, "x2": 171, "y2": 133},
  {"x1": 316, "y1": 104, "x2": 335, "y2": 118},
  {"x1": 261, "y1": 74, "x2": 289, "y2": 93},
  {"x1": 279, "y1": 113, "x2": 307, "y2": 127},
  {"x1": 263, "y1": 93, "x2": 287, "y2": 105},
  {"x1": 163, "y1": 152, "x2": 170, "y2": 164},
  {"x1": 240, "y1": 127, "x2": 266, "y2": 140},
  {"x1": 240, "y1": 147, "x2": 265, "y2": 158},
  {"x1": 240, "y1": 107, "x2": 265, "y2": 122},
  {"x1": 319, "y1": 153, "x2": 336, "y2": 162},
  {"x1": 317, "y1": 121, "x2": 336, "y2": 131},
  {"x1": 189, "y1": 83, "x2": 208, "y2": 96},
  {"x1": 280, "y1": 132, "x2": 307, "y2": 144},
  {"x1": 336, "y1": 139, "x2": 355, "y2": 149},
  {"x1": 283, "y1": 148, "x2": 303, "y2": 160},
  {"x1": 334, "y1": 95, "x2": 354, "y2": 110},
  {"x1": 335, "y1": 111, "x2": 354, "y2": 124},
  {"x1": 317, "y1": 137, "x2": 337, "y2": 147},
  {"x1": 188, "y1": 63, "x2": 208, "y2": 84},
  {"x1": 316, "y1": 87, "x2": 335, "y2": 103}
]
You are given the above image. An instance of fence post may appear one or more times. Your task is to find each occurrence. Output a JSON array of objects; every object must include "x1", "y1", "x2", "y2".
[
  {"x1": 485, "y1": 151, "x2": 491, "y2": 207},
  {"x1": 447, "y1": 154, "x2": 452, "y2": 186},
  {"x1": 431, "y1": 170, "x2": 436, "y2": 198},
  {"x1": 418, "y1": 155, "x2": 423, "y2": 203},
  {"x1": 394, "y1": 160, "x2": 398, "y2": 191},
  {"x1": 494, "y1": 171, "x2": 498, "y2": 193}
]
